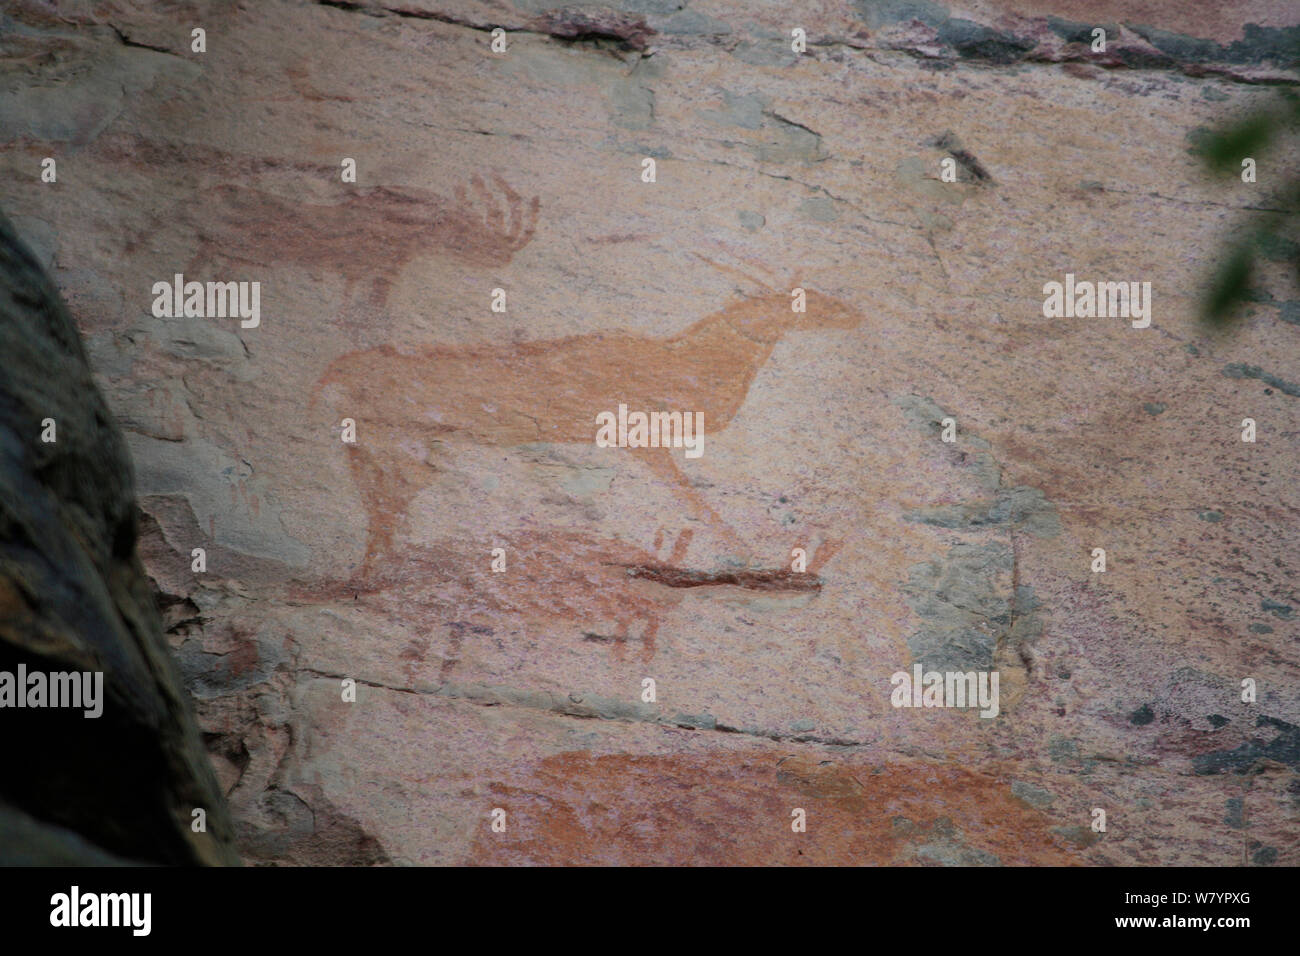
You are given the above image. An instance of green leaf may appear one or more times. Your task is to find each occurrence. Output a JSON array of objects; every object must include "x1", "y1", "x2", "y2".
[
  {"x1": 1198, "y1": 110, "x2": 1275, "y2": 174},
  {"x1": 1202, "y1": 240, "x2": 1256, "y2": 324}
]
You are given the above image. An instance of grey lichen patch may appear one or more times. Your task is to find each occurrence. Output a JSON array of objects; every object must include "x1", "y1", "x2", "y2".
[
  {"x1": 918, "y1": 211, "x2": 954, "y2": 232},
  {"x1": 1048, "y1": 736, "x2": 1080, "y2": 763},
  {"x1": 910, "y1": 816, "x2": 1002, "y2": 866},
  {"x1": 1185, "y1": 125, "x2": 1213, "y2": 156},
  {"x1": 1258, "y1": 232, "x2": 1300, "y2": 264},
  {"x1": 893, "y1": 157, "x2": 969, "y2": 207},
  {"x1": 608, "y1": 79, "x2": 655, "y2": 130},
  {"x1": 1050, "y1": 825, "x2": 1100, "y2": 849},
  {"x1": 1129, "y1": 22, "x2": 1300, "y2": 66},
  {"x1": 729, "y1": 40, "x2": 800, "y2": 68},
  {"x1": 1251, "y1": 844, "x2": 1278, "y2": 865},
  {"x1": 857, "y1": 6, "x2": 1299, "y2": 71},
  {"x1": 1008, "y1": 585, "x2": 1043, "y2": 659},
  {"x1": 760, "y1": 127, "x2": 824, "y2": 165},
  {"x1": 852, "y1": 0, "x2": 949, "y2": 31},
  {"x1": 1193, "y1": 716, "x2": 1300, "y2": 775},
  {"x1": 1142, "y1": 402, "x2": 1166, "y2": 416},
  {"x1": 127, "y1": 433, "x2": 312, "y2": 567},
  {"x1": 936, "y1": 18, "x2": 1035, "y2": 64},
  {"x1": 894, "y1": 392, "x2": 1056, "y2": 674},
  {"x1": 1222, "y1": 363, "x2": 1300, "y2": 397},
  {"x1": 799, "y1": 197, "x2": 839, "y2": 222},
  {"x1": 1198, "y1": 510, "x2": 1223, "y2": 523},
  {"x1": 699, "y1": 91, "x2": 826, "y2": 164},
  {"x1": 671, "y1": 711, "x2": 717, "y2": 731},
  {"x1": 604, "y1": 0, "x2": 681, "y2": 15},
  {"x1": 892, "y1": 395, "x2": 988, "y2": 466},
  {"x1": 1261, "y1": 599, "x2": 1294, "y2": 620},
  {"x1": 606, "y1": 56, "x2": 662, "y2": 131},
  {"x1": 627, "y1": 142, "x2": 673, "y2": 160},
  {"x1": 1010, "y1": 780, "x2": 1055, "y2": 810},
  {"x1": 700, "y1": 90, "x2": 766, "y2": 130},
  {"x1": 892, "y1": 394, "x2": 999, "y2": 488},
  {"x1": 906, "y1": 486, "x2": 1061, "y2": 538},
  {"x1": 1046, "y1": 17, "x2": 1118, "y2": 45},
  {"x1": 1280, "y1": 301, "x2": 1300, "y2": 326},
  {"x1": 737, "y1": 210, "x2": 765, "y2": 230},
  {"x1": 558, "y1": 466, "x2": 615, "y2": 497},
  {"x1": 903, "y1": 541, "x2": 1012, "y2": 671},
  {"x1": 915, "y1": 841, "x2": 1002, "y2": 866},
  {"x1": 653, "y1": 8, "x2": 732, "y2": 37},
  {"x1": 928, "y1": 130, "x2": 994, "y2": 184},
  {"x1": 1224, "y1": 796, "x2": 1245, "y2": 829}
]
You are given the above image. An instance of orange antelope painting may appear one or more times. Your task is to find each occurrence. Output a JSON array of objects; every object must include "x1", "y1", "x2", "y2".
[{"x1": 314, "y1": 269, "x2": 868, "y2": 582}]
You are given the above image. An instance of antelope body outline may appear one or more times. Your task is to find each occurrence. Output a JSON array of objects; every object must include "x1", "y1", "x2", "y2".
[{"x1": 315, "y1": 285, "x2": 868, "y2": 579}]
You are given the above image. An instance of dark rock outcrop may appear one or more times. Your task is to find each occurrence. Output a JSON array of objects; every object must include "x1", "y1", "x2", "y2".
[{"x1": 0, "y1": 211, "x2": 238, "y2": 865}]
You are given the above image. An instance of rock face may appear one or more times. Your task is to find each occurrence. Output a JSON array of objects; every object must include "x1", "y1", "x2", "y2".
[
  {"x1": 0, "y1": 0, "x2": 1296, "y2": 865},
  {"x1": 0, "y1": 213, "x2": 238, "y2": 866}
]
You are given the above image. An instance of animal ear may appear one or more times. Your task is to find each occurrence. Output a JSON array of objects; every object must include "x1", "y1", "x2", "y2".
[
  {"x1": 808, "y1": 537, "x2": 844, "y2": 574},
  {"x1": 691, "y1": 244, "x2": 780, "y2": 295}
]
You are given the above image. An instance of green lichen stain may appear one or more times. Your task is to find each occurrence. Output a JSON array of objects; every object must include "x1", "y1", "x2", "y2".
[
  {"x1": 799, "y1": 197, "x2": 839, "y2": 222},
  {"x1": 852, "y1": 0, "x2": 949, "y2": 30},
  {"x1": 1194, "y1": 716, "x2": 1300, "y2": 774},
  {"x1": 1251, "y1": 843, "x2": 1278, "y2": 865},
  {"x1": 1010, "y1": 780, "x2": 1055, "y2": 810},
  {"x1": 1129, "y1": 703, "x2": 1155, "y2": 725},
  {"x1": 1050, "y1": 825, "x2": 1100, "y2": 849},
  {"x1": 892, "y1": 393, "x2": 1057, "y2": 673},
  {"x1": 1049, "y1": 736, "x2": 1079, "y2": 763},
  {"x1": 1222, "y1": 364, "x2": 1300, "y2": 397},
  {"x1": 1224, "y1": 796, "x2": 1245, "y2": 829},
  {"x1": 1262, "y1": 598, "x2": 1294, "y2": 620},
  {"x1": 937, "y1": 18, "x2": 1034, "y2": 63}
]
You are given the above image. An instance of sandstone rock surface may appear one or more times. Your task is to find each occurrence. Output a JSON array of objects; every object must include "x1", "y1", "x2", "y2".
[{"x1": 1, "y1": 0, "x2": 1296, "y2": 865}]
